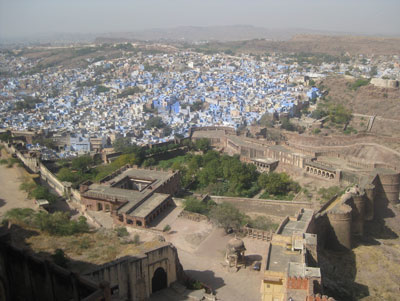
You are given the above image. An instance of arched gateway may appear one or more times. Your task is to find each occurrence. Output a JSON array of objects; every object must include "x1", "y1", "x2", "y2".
[{"x1": 152, "y1": 267, "x2": 167, "y2": 292}]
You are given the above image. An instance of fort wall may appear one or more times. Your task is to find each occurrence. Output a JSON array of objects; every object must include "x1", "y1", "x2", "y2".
[
  {"x1": 0, "y1": 233, "x2": 110, "y2": 301},
  {"x1": 85, "y1": 243, "x2": 180, "y2": 301},
  {"x1": 327, "y1": 207, "x2": 352, "y2": 250}
]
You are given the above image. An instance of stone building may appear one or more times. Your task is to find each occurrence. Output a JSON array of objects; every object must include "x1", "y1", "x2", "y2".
[
  {"x1": 225, "y1": 237, "x2": 246, "y2": 268},
  {"x1": 80, "y1": 165, "x2": 180, "y2": 228},
  {"x1": 261, "y1": 209, "x2": 326, "y2": 301},
  {"x1": 84, "y1": 242, "x2": 183, "y2": 300}
]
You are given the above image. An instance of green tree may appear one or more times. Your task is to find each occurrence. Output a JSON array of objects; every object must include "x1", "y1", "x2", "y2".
[
  {"x1": 145, "y1": 116, "x2": 165, "y2": 129},
  {"x1": 57, "y1": 167, "x2": 80, "y2": 182},
  {"x1": 71, "y1": 155, "x2": 93, "y2": 172},
  {"x1": 195, "y1": 138, "x2": 211, "y2": 153},
  {"x1": 258, "y1": 172, "x2": 300, "y2": 196},
  {"x1": 259, "y1": 113, "x2": 276, "y2": 127},
  {"x1": 209, "y1": 202, "x2": 245, "y2": 231},
  {"x1": 95, "y1": 85, "x2": 110, "y2": 95}
]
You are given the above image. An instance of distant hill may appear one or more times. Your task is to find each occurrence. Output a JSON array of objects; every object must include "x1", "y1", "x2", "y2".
[
  {"x1": 186, "y1": 35, "x2": 400, "y2": 56},
  {"x1": 94, "y1": 25, "x2": 351, "y2": 42},
  {"x1": 93, "y1": 26, "x2": 400, "y2": 56}
]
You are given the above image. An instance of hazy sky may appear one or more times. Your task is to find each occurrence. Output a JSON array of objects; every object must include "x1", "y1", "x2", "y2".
[{"x1": 0, "y1": 0, "x2": 399, "y2": 39}]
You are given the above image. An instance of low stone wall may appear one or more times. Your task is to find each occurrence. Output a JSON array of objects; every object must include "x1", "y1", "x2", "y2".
[{"x1": 210, "y1": 196, "x2": 312, "y2": 219}]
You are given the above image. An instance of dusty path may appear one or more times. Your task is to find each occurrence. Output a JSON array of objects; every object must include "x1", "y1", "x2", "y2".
[
  {"x1": 0, "y1": 158, "x2": 35, "y2": 220},
  {"x1": 165, "y1": 217, "x2": 267, "y2": 301}
]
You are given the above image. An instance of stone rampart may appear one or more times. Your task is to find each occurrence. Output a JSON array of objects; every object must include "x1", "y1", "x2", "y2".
[
  {"x1": 85, "y1": 243, "x2": 181, "y2": 301},
  {"x1": 327, "y1": 206, "x2": 352, "y2": 250},
  {"x1": 39, "y1": 162, "x2": 67, "y2": 196}
]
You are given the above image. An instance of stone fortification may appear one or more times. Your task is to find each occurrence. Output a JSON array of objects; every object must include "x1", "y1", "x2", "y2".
[
  {"x1": 314, "y1": 170, "x2": 400, "y2": 250},
  {"x1": 370, "y1": 78, "x2": 399, "y2": 89}
]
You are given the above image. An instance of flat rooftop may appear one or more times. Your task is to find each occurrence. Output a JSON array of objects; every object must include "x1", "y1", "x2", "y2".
[
  {"x1": 128, "y1": 193, "x2": 170, "y2": 218},
  {"x1": 280, "y1": 209, "x2": 314, "y2": 236},
  {"x1": 267, "y1": 244, "x2": 302, "y2": 273},
  {"x1": 110, "y1": 168, "x2": 174, "y2": 186},
  {"x1": 83, "y1": 184, "x2": 144, "y2": 205},
  {"x1": 288, "y1": 262, "x2": 321, "y2": 278}
]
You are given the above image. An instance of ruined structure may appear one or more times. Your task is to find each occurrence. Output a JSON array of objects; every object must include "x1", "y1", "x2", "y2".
[{"x1": 80, "y1": 166, "x2": 180, "y2": 228}]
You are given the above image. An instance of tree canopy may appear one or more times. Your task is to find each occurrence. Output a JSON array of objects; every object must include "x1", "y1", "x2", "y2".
[
  {"x1": 145, "y1": 116, "x2": 166, "y2": 129},
  {"x1": 258, "y1": 172, "x2": 300, "y2": 196}
]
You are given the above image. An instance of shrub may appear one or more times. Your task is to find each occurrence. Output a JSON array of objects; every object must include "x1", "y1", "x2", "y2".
[
  {"x1": 318, "y1": 186, "x2": 345, "y2": 202},
  {"x1": 79, "y1": 237, "x2": 91, "y2": 249},
  {"x1": 115, "y1": 227, "x2": 129, "y2": 237},
  {"x1": 313, "y1": 128, "x2": 321, "y2": 135},
  {"x1": 349, "y1": 78, "x2": 370, "y2": 90},
  {"x1": 52, "y1": 249, "x2": 68, "y2": 268},
  {"x1": 184, "y1": 198, "x2": 215, "y2": 215},
  {"x1": 133, "y1": 234, "x2": 140, "y2": 245},
  {"x1": 247, "y1": 216, "x2": 278, "y2": 231},
  {"x1": 163, "y1": 224, "x2": 171, "y2": 232},
  {"x1": 209, "y1": 202, "x2": 245, "y2": 231},
  {"x1": 33, "y1": 212, "x2": 89, "y2": 236}
]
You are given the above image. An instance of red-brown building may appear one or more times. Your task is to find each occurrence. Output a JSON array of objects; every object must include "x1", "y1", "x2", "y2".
[{"x1": 80, "y1": 165, "x2": 180, "y2": 228}]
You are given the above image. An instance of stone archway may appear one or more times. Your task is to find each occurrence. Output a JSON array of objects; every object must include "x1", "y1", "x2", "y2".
[{"x1": 152, "y1": 267, "x2": 167, "y2": 293}]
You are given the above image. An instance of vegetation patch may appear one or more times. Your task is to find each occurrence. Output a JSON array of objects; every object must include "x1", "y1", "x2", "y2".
[
  {"x1": 318, "y1": 186, "x2": 345, "y2": 202},
  {"x1": 4, "y1": 208, "x2": 89, "y2": 236},
  {"x1": 258, "y1": 172, "x2": 300, "y2": 200}
]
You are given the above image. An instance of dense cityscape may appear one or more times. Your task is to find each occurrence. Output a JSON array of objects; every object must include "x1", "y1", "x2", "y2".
[{"x1": 1, "y1": 45, "x2": 399, "y2": 155}]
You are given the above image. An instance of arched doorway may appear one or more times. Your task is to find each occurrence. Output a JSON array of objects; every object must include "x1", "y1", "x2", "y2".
[{"x1": 152, "y1": 267, "x2": 167, "y2": 293}]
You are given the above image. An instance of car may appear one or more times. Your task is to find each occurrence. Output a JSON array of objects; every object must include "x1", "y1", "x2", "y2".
[{"x1": 253, "y1": 261, "x2": 261, "y2": 271}]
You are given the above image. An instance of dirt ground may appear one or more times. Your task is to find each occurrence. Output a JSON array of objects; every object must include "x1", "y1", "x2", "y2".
[
  {"x1": 165, "y1": 217, "x2": 268, "y2": 301},
  {"x1": 0, "y1": 150, "x2": 36, "y2": 220}
]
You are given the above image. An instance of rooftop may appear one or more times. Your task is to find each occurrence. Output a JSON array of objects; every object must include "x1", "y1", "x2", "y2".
[
  {"x1": 280, "y1": 209, "x2": 314, "y2": 236},
  {"x1": 287, "y1": 262, "x2": 321, "y2": 278},
  {"x1": 83, "y1": 184, "x2": 144, "y2": 205},
  {"x1": 267, "y1": 244, "x2": 302, "y2": 273},
  {"x1": 128, "y1": 193, "x2": 170, "y2": 218}
]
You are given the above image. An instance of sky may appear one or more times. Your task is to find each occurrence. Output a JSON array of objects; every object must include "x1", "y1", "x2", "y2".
[{"x1": 0, "y1": 0, "x2": 399, "y2": 39}]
